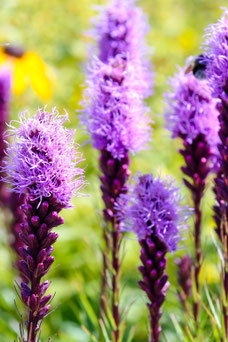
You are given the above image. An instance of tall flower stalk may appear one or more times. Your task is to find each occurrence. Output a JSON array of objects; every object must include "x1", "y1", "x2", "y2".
[
  {"x1": 116, "y1": 174, "x2": 190, "y2": 342},
  {"x1": 176, "y1": 255, "x2": 192, "y2": 309},
  {"x1": 165, "y1": 61, "x2": 219, "y2": 331},
  {"x1": 0, "y1": 67, "x2": 26, "y2": 275},
  {"x1": 82, "y1": 0, "x2": 152, "y2": 339},
  {"x1": 0, "y1": 67, "x2": 11, "y2": 205},
  {"x1": 2, "y1": 108, "x2": 86, "y2": 342},
  {"x1": 203, "y1": 9, "x2": 228, "y2": 338}
]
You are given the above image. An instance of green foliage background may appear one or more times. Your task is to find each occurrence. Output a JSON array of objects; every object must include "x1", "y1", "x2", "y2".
[{"x1": 0, "y1": 0, "x2": 227, "y2": 341}]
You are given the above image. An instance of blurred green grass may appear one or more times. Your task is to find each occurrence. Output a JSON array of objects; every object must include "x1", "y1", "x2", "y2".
[{"x1": 0, "y1": 0, "x2": 227, "y2": 341}]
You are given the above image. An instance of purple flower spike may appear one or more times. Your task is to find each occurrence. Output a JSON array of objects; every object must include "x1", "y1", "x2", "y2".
[
  {"x1": 94, "y1": 0, "x2": 153, "y2": 97},
  {"x1": 203, "y1": 9, "x2": 228, "y2": 98},
  {"x1": 81, "y1": 55, "x2": 152, "y2": 160},
  {"x1": 116, "y1": 174, "x2": 190, "y2": 342},
  {"x1": 165, "y1": 62, "x2": 219, "y2": 156},
  {"x1": 2, "y1": 108, "x2": 86, "y2": 342},
  {"x1": 3, "y1": 107, "x2": 85, "y2": 206},
  {"x1": 203, "y1": 9, "x2": 228, "y2": 338},
  {"x1": 82, "y1": 1, "x2": 153, "y2": 339},
  {"x1": 165, "y1": 59, "x2": 219, "y2": 328},
  {"x1": 117, "y1": 174, "x2": 189, "y2": 251}
]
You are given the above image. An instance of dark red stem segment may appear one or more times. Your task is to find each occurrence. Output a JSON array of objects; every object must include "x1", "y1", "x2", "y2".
[
  {"x1": 138, "y1": 233, "x2": 169, "y2": 342},
  {"x1": 18, "y1": 195, "x2": 64, "y2": 342},
  {"x1": 99, "y1": 149, "x2": 130, "y2": 341},
  {"x1": 180, "y1": 134, "x2": 211, "y2": 330}
]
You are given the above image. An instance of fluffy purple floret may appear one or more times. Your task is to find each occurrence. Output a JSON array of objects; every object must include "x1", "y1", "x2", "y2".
[
  {"x1": 116, "y1": 174, "x2": 190, "y2": 252},
  {"x1": 165, "y1": 65, "x2": 219, "y2": 154},
  {"x1": 203, "y1": 9, "x2": 228, "y2": 97},
  {"x1": 81, "y1": 55, "x2": 152, "y2": 160},
  {"x1": 3, "y1": 107, "x2": 86, "y2": 207},
  {"x1": 93, "y1": 0, "x2": 153, "y2": 97}
]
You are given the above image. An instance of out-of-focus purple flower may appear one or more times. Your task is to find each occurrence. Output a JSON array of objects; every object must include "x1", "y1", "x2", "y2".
[
  {"x1": 117, "y1": 174, "x2": 190, "y2": 252},
  {"x1": 165, "y1": 64, "x2": 219, "y2": 155},
  {"x1": 3, "y1": 107, "x2": 86, "y2": 206},
  {"x1": 203, "y1": 9, "x2": 228, "y2": 98},
  {"x1": 93, "y1": 0, "x2": 153, "y2": 97},
  {"x1": 81, "y1": 55, "x2": 151, "y2": 160},
  {"x1": 176, "y1": 255, "x2": 192, "y2": 302},
  {"x1": 95, "y1": 0, "x2": 148, "y2": 61},
  {"x1": 0, "y1": 67, "x2": 11, "y2": 123},
  {"x1": 0, "y1": 67, "x2": 11, "y2": 204}
]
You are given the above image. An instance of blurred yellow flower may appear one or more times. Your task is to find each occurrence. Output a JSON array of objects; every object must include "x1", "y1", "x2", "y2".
[{"x1": 0, "y1": 45, "x2": 55, "y2": 100}]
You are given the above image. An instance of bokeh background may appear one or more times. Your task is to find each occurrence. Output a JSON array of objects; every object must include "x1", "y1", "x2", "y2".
[{"x1": 0, "y1": 0, "x2": 227, "y2": 341}]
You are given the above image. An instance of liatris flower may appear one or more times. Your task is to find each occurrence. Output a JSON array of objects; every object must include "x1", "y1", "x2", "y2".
[
  {"x1": 82, "y1": 55, "x2": 151, "y2": 160},
  {"x1": 203, "y1": 9, "x2": 228, "y2": 338},
  {"x1": 82, "y1": 1, "x2": 152, "y2": 338},
  {"x1": 116, "y1": 174, "x2": 189, "y2": 342},
  {"x1": 165, "y1": 60, "x2": 219, "y2": 153},
  {"x1": 81, "y1": 54, "x2": 151, "y2": 340},
  {"x1": 0, "y1": 67, "x2": 11, "y2": 205},
  {"x1": 176, "y1": 255, "x2": 192, "y2": 304},
  {"x1": 94, "y1": 0, "x2": 153, "y2": 97},
  {"x1": 165, "y1": 59, "x2": 219, "y2": 328},
  {"x1": 2, "y1": 108, "x2": 86, "y2": 342}
]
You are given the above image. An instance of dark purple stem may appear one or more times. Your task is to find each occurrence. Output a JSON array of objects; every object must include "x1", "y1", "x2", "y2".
[
  {"x1": 0, "y1": 70, "x2": 10, "y2": 205},
  {"x1": 180, "y1": 134, "x2": 211, "y2": 329},
  {"x1": 0, "y1": 70, "x2": 26, "y2": 279},
  {"x1": 176, "y1": 255, "x2": 192, "y2": 305},
  {"x1": 99, "y1": 149, "x2": 130, "y2": 341},
  {"x1": 138, "y1": 232, "x2": 169, "y2": 342},
  {"x1": 18, "y1": 195, "x2": 64, "y2": 342},
  {"x1": 213, "y1": 92, "x2": 228, "y2": 339}
]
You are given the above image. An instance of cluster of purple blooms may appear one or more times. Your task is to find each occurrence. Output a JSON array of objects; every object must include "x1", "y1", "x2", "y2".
[
  {"x1": 116, "y1": 174, "x2": 190, "y2": 341},
  {"x1": 3, "y1": 1, "x2": 228, "y2": 342},
  {"x1": 165, "y1": 55, "x2": 220, "y2": 326},
  {"x1": 203, "y1": 8, "x2": 228, "y2": 336},
  {"x1": 94, "y1": 0, "x2": 153, "y2": 95},
  {"x1": 3, "y1": 108, "x2": 85, "y2": 205},
  {"x1": 203, "y1": 10, "x2": 228, "y2": 98},
  {"x1": 81, "y1": 1, "x2": 153, "y2": 339},
  {"x1": 117, "y1": 174, "x2": 189, "y2": 251},
  {"x1": 82, "y1": 0, "x2": 152, "y2": 159},
  {"x1": 2, "y1": 108, "x2": 86, "y2": 341},
  {"x1": 165, "y1": 61, "x2": 219, "y2": 154},
  {"x1": 82, "y1": 55, "x2": 151, "y2": 159}
]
